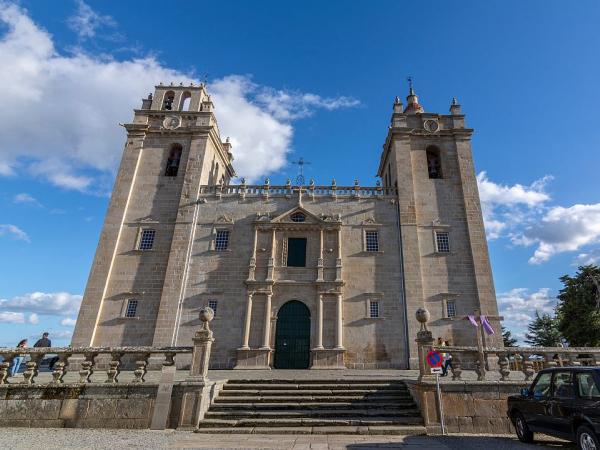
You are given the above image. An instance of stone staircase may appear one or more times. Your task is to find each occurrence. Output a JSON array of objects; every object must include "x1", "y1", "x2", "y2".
[{"x1": 196, "y1": 379, "x2": 425, "y2": 435}]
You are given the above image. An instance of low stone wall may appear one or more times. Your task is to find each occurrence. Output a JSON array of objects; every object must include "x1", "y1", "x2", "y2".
[
  {"x1": 0, "y1": 380, "x2": 225, "y2": 429},
  {"x1": 407, "y1": 380, "x2": 528, "y2": 434}
]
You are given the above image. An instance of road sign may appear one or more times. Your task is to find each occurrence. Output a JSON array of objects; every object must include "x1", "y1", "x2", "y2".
[
  {"x1": 431, "y1": 367, "x2": 443, "y2": 375},
  {"x1": 426, "y1": 350, "x2": 443, "y2": 368}
]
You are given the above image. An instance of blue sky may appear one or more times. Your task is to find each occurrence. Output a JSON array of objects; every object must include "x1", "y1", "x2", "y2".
[{"x1": 0, "y1": 0, "x2": 599, "y2": 346}]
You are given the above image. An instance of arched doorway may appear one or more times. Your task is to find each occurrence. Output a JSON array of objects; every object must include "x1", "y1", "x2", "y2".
[{"x1": 274, "y1": 300, "x2": 311, "y2": 369}]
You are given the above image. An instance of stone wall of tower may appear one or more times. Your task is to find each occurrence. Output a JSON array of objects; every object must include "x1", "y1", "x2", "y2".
[
  {"x1": 72, "y1": 84, "x2": 234, "y2": 347},
  {"x1": 380, "y1": 98, "x2": 501, "y2": 367}
]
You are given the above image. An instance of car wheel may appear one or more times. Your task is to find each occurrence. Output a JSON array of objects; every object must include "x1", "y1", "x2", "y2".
[
  {"x1": 577, "y1": 426, "x2": 600, "y2": 450},
  {"x1": 513, "y1": 412, "x2": 534, "y2": 443}
]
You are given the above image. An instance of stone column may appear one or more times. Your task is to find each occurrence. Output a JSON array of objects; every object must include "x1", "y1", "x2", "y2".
[
  {"x1": 317, "y1": 229, "x2": 324, "y2": 281},
  {"x1": 416, "y1": 329, "x2": 434, "y2": 381},
  {"x1": 189, "y1": 307, "x2": 215, "y2": 382},
  {"x1": 335, "y1": 228, "x2": 343, "y2": 282},
  {"x1": 315, "y1": 294, "x2": 324, "y2": 349},
  {"x1": 335, "y1": 293, "x2": 344, "y2": 349},
  {"x1": 261, "y1": 293, "x2": 272, "y2": 349},
  {"x1": 266, "y1": 229, "x2": 276, "y2": 281},
  {"x1": 241, "y1": 292, "x2": 253, "y2": 349}
]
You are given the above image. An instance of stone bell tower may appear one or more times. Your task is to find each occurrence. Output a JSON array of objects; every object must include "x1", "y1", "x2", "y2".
[
  {"x1": 72, "y1": 83, "x2": 235, "y2": 347},
  {"x1": 377, "y1": 84, "x2": 501, "y2": 364}
]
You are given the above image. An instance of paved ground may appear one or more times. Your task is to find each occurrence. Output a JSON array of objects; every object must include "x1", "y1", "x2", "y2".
[{"x1": 0, "y1": 429, "x2": 576, "y2": 450}]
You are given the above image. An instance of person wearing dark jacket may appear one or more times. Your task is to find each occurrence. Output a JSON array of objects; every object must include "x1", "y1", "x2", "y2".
[{"x1": 33, "y1": 332, "x2": 58, "y2": 370}]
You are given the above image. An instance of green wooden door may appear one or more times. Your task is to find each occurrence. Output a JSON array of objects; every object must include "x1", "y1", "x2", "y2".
[{"x1": 274, "y1": 301, "x2": 311, "y2": 369}]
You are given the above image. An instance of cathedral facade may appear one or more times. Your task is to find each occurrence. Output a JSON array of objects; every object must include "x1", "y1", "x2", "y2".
[{"x1": 72, "y1": 83, "x2": 500, "y2": 369}]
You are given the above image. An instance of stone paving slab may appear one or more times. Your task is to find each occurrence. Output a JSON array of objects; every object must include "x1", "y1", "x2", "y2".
[{"x1": 0, "y1": 428, "x2": 576, "y2": 449}]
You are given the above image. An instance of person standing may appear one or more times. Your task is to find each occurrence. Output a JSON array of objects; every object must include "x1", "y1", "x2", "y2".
[
  {"x1": 33, "y1": 332, "x2": 58, "y2": 370},
  {"x1": 9, "y1": 339, "x2": 27, "y2": 377},
  {"x1": 442, "y1": 340, "x2": 453, "y2": 376}
]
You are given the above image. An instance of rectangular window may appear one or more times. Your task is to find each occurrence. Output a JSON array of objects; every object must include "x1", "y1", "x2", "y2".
[
  {"x1": 435, "y1": 231, "x2": 450, "y2": 253},
  {"x1": 577, "y1": 372, "x2": 600, "y2": 399},
  {"x1": 215, "y1": 230, "x2": 230, "y2": 251},
  {"x1": 553, "y1": 371, "x2": 575, "y2": 398},
  {"x1": 138, "y1": 229, "x2": 155, "y2": 250},
  {"x1": 365, "y1": 231, "x2": 379, "y2": 252},
  {"x1": 446, "y1": 300, "x2": 456, "y2": 318},
  {"x1": 208, "y1": 300, "x2": 218, "y2": 316},
  {"x1": 125, "y1": 299, "x2": 138, "y2": 318},
  {"x1": 369, "y1": 300, "x2": 380, "y2": 318},
  {"x1": 287, "y1": 237, "x2": 307, "y2": 267}
]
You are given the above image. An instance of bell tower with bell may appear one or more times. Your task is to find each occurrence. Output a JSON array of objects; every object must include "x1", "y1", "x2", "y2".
[
  {"x1": 378, "y1": 80, "x2": 501, "y2": 365},
  {"x1": 72, "y1": 82, "x2": 235, "y2": 348}
]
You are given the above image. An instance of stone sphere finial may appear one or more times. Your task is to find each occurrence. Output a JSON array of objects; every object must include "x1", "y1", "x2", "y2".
[
  {"x1": 415, "y1": 307, "x2": 430, "y2": 331},
  {"x1": 199, "y1": 306, "x2": 214, "y2": 330}
]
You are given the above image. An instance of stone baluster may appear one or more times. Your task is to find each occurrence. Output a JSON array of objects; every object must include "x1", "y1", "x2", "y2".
[
  {"x1": 568, "y1": 354, "x2": 582, "y2": 367},
  {"x1": 521, "y1": 353, "x2": 535, "y2": 381},
  {"x1": 79, "y1": 352, "x2": 98, "y2": 383},
  {"x1": 51, "y1": 353, "x2": 71, "y2": 384},
  {"x1": 450, "y1": 352, "x2": 462, "y2": 380},
  {"x1": 475, "y1": 356, "x2": 486, "y2": 381},
  {"x1": 133, "y1": 352, "x2": 151, "y2": 383},
  {"x1": 498, "y1": 352, "x2": 510, "y2": 381},
  {"x1": 543, "y1": 352, "x2": 558, "y2": 369},
  {"x1": 105, "y1": 352, "x2": 123, "y2": 383},
  {"x1": 0, "y1": 353, "x2": 13, "y2": 384},
  {"x1": 22, "y1": 354, "x2": 41, "y2": 384},
  {"x1": 163, "y1": 351, "x2": 176, "y2": 367}
]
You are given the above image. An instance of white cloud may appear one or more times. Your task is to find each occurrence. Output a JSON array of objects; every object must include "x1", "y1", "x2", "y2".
[
  {"x1": 0, "y1": 224, "x2": 30, "y2": 242},
  {"x1": 28, "y1": 313, "x2": 39, "y2": 324},
  {"x1": 13, "y1": 192, "x2": 41, "y2": 206},
  {"x1": 60, "y1": 318, "x2": 77, "y2": 327},
  {"x1": 574, "y1": 248, "x2": 600, "y2": 266},
  {"x1": 67, "y1": 0, "x2": 116, "y2": 40},
  {"x1": 0, "y1": 3, "x2": 358, "y2": 190},
  {"x1": 0, "y1": 311, "x2": 25, "y2": 323},
  {"x1": 498, "y1": 288, "x2": 556, "y2": 342},
  {"x1": 477, "y1": 171, "x2": 551, "y2": 240},
  {"x1": 0, "y1": 292, "x2": 82, "y2": 316},
  {"x1": 525, "y1": 204, "x2": 600, "y2": 264}
]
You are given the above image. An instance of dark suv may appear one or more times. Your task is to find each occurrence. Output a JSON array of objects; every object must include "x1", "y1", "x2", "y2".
[{"x1": 507, "y1": 367, "x2": 600, "y2": 449}]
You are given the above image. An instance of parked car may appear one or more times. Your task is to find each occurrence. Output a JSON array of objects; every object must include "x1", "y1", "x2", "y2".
[{"x1": 507, "y1": 367, "x2": 600, "y2": 449}]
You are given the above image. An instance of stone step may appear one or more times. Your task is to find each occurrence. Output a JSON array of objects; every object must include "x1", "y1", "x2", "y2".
[
  {"x1": 197, "y1": 417, "x2": 424, "y2": 428},
  {"x1": 226, "y1": 379, "x2": 407, "y2": 385},
  {"x1": 194, "y1": 425, "x2": 427, "y2": 435},
  {"x1": 222, "y1": 383, "x2": 408, "y2": 391},
  {"x1": 210, "y1": 401, "x2": 416, "y2": 410},
  {"x1": 213, "y1": 395, "x2": 411, "y2": 403},
  {"x1": 204, "y1": 408, "x2": 421, "y2": 419},
  {"x1": 219, "y1": 389, "x2": 410, "y2": 396}
]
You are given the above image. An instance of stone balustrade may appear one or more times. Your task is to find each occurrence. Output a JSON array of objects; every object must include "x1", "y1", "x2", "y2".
[
  {"x1": 426, "y1": 345, "x2": 600, "y2": 382},
  {"x1": 0, "y1": 346, "x2": 192, "y2": 385},
  {"x1": 199, "y1": 184, "x2": 398, "y2": 198}
]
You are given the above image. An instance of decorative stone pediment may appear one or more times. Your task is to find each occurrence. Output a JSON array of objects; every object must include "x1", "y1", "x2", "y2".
[
  {"x1": 214, "y1": 215, "x2": 234, "y2": 225},
  {"x1": 270, "y1": 206, "x2": 324, "y2": 225},
  {"x1": 361, "y1": 217, "x2": 382, "y2": 227}
]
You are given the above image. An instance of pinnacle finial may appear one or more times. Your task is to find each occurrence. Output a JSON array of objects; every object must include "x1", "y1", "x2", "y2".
[
  {"x1": 452, "y1": 97, "x2": 459, "y2": 106},
  {"x1": 407, "y1": 76, "x2": 415, "y2": 95}
]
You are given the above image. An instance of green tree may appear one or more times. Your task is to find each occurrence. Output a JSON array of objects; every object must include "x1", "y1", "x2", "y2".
[
  {"x1": 556, "y1": 265, "x2": 600, "y2": 346},
  {"x1": 502, "y1": 326, "x2": 518, "y2": 347},
  {"x1": 524, "y1": 311, "x2": 561, "y2": 347}
]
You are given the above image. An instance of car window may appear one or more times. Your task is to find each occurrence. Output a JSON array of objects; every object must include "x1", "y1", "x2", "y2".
[
  {"x1": 532, "y1": 372, "x2": 552, "y2": 400},
  {"x1": 553, "y1": 371, "x2": 575, "y2": 398},
  {"x1": 577, "y1": 373, "x2": 600, "y2": 399}
]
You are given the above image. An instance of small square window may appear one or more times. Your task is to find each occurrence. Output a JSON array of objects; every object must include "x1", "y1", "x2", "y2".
[
  {"x1": 365, "y1": 231, "x2": 379, "y2": 252},
  {"x1": 215, "y1": 230, "x2": 230, "y2": 251},
  {"x1": 138, "y1": 229, "x2": 155, "y2": 250},
  {"x1": 208, "y1": 300, "x2": 218, "y2": 315},
  {"x1": 446, "y1": 300, "x2": 456, "y2": 318},
  {"x1": 125, "y1": 299, "x2": 138, "y2": 318},
  {"x1": 435, "y1": 231, "x2": 450, "y2": 253},
  {"x1": 369, "y1": 300, "x2": 380, "y2": 318}
]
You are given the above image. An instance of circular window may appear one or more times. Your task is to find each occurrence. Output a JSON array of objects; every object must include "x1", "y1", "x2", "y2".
[{"x1": 290, "y1": 212, "x2": 306, "y2": 222}]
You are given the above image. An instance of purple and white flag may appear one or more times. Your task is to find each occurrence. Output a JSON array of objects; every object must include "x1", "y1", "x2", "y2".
[
  {"x1": 481, "y1": 315, "x2": 495, "y2": 335},
  {"x1": 468, "y1": 315, "x2": 478, "y2": 327}
]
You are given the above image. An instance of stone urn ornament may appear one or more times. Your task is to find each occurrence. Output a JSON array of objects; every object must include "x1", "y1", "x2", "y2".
[{"x1": 415, "y1": 308, "x2": 430, "y2": 331}]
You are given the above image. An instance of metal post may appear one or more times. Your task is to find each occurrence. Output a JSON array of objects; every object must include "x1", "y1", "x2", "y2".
[{"x1": 435, "y1": 373, "x2": 446, "y2": 435}]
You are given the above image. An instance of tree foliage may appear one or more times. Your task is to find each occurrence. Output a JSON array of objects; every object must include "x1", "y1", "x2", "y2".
[
  {"x1": 524, "y1": 311, "x2": 562, "y2": 347},
  {"x1": 556, "y1": 265, "x2": 600, "y2": 347},
  {"x1": 502, "y1": 326, "x2": 518, "y2": 347}
]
